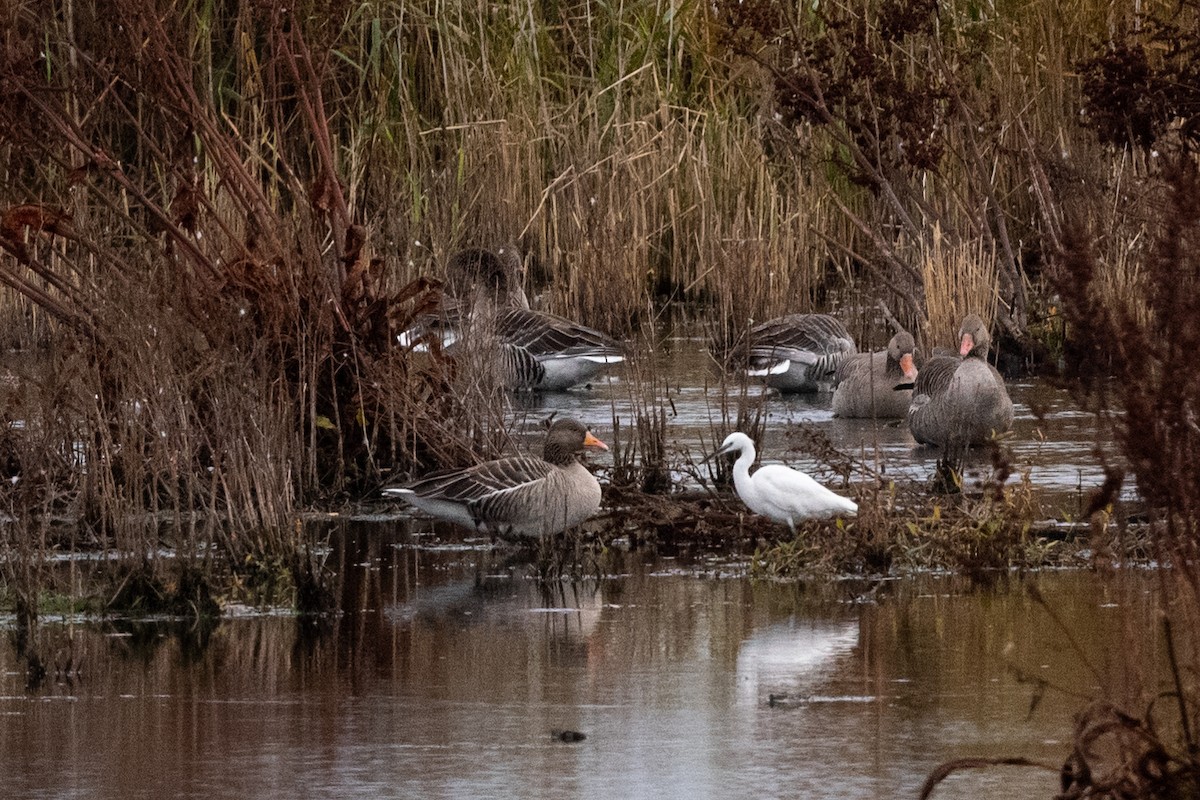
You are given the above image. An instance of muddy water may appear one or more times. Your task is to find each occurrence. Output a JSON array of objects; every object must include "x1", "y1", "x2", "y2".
[
  {"x1": 0, "y1": 337, "x2": 1145, "y2": 799},
  {"x1": 0, "y1": 523, "x2": 1167, "y2": 799}
]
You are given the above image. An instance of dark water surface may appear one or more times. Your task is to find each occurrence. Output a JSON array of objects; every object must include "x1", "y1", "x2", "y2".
[
  {"x1": 0, "y1": 336, "x2": 1148, "y2": 799},
  {"x1": 0, "y1": 523, "x2": 1166, "y2": 799}
]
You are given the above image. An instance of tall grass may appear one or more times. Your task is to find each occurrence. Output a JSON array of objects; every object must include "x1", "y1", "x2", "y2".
[
  {"x1": 0, "y1": 0, "x2": 1189, "y2": 620},
  {"x1": 918, "y1": 224, "x2": 1000, "y2": 350},
  {"x1": 0, "y1": 0, "x2": 1155, "y2": 336},
  {"x1": 0, "y1": 1, "x2": 533, "y2": 620},
  {"x1": 945, "y1": 74, "x2": 1200, "y2": 800}
]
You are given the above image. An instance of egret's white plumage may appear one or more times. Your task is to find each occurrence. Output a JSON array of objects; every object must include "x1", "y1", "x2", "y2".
[{"x1": 714, "y1": 432, "x2": 857, "y2": 531}]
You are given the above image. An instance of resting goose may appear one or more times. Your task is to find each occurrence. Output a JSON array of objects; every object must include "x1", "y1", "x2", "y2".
[
  {"x1": 445, "y1": 244, "x2": 530, "y2": 310},
  {"x1": 384, "y1": 418, "x2": 608, "y2": 539},
  {"x1": 907, "y1": 314, "x2": 1014, "y2": 448},
  {"x1": 730, "y1": 313, "x2": 857, "y2": 393},
  {"x1": 712, "y1": 432, "x2": 857, "y2": 532},
  {"x1": 832, "y1": 330, "x2": 919, "y2": 418},
  {"x1": 398, "y1": 245, "x2": 625, "y2": 391},
  {"x1": 487, "y1": 307, "x2": 624, "y2": 390}
]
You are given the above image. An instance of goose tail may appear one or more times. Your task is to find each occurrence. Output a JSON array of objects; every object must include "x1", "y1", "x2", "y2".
[{"x1": 747, "y1": 359, "x2": 792, "y2": 377}]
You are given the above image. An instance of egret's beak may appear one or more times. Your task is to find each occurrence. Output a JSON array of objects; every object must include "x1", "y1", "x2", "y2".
[
  {"x1": 703, "y1": 441, "x2": 736, "y2": 463},
  {"x1": 583, "y1": 431, "x2": 609, "y2": 451}
]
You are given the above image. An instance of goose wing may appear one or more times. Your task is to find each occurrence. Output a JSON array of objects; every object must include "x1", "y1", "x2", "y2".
[
  {"x1": 833, "y1": 351, "x2": 870, "y2": 385},
  {"x1": 734, "y1": 314, "x2": 855, "y2": 372},
  {"x1": 495, "y1": 308, "x2": 623, "y2": 358},
  {"x1": 395, "y1": 304, "x2": 468, "y2": 350},
  {"x1": 400, "y1": 456, "x2": 556, "y2": 504},
  {"x1": 748, "y1": 314, "x2": 855, "y2": 355},
  {"x1": 912, "y1": 355, "x2": 961, "y2": 397}
]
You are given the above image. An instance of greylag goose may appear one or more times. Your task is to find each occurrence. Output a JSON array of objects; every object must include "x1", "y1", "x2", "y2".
[
  {"x1": 486, "y1": 307, "x2": 624, "y2": 390},
  {"x1": 712, "y1": 432, "x2": 857, "y2": 532},
  {"x1": 730, "y1": 313, "x2": 857, "y2": 392},
  {"x1": 384, "y1": 418, "x2": 608, "y2": 538},
  {"x1": 832, "y1": 330, "x2": 919, "y2": 418},
  {"x1": 445, "y1": 244, "x2": 530, "y2": 310},
  {"x1": 398, "y1": 246, "x2": 624, "y2": 391},
  {"x1": 907, "y1": 314, "x2": 1014, "y2": 448}
]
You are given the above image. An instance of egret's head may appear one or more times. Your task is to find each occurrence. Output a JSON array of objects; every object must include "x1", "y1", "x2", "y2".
[{"x1": 715, "y1": 431, "x2": 754, "y2": 458}]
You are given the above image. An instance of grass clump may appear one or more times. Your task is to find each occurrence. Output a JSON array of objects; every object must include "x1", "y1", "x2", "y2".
[
  {"x1": 748, "y1": 471, "x2": 1055, "y2": 583},
  {"x1": 0, "y1": 2, "x2": 519, "y2": 626},
  {"x1": 921, "y1": 12, "x2": 1200, "y2": 787}
]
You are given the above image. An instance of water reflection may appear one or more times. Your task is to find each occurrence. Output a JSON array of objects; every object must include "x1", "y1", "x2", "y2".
[
  {"x1": 0, "y1": 520, "x2": 1176, "y2": 799},
  {"x1": 735, "y1": 619, "x2": 860, "y2": 704}
]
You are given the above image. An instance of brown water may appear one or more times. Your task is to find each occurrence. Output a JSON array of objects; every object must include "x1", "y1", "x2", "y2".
[
  {"x1": 0, "y1": 336, "x2": 1149, "y2": 799},
  {"x1": 0, "y1": 521, "x2": 1167, "y2": 799}
]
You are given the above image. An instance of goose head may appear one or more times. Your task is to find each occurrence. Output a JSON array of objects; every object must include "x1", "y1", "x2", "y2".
[
  {"x1": 543, "y1": 418, "x2": 608, "y2": 465},
  {"x1": 494, "y1": 244, "x2": 525, "y2": 284},
  {"x1": 445, "y1": 245, "x2": 529, "y2": 309},
  {"x1": 888, "y1": 331, "x2": 919, "y2": 380},
  {"x1": 958, "y1": 314, "x2": 991, "y2": 359}
]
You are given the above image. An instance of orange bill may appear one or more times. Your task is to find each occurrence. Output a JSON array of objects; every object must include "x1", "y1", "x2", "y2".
[{"x1": 583, "y1": 431, "x2": 609, "y2": 451}]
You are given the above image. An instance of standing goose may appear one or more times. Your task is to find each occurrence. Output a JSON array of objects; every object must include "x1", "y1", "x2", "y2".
[
  {"x1": 384, "y1": 418, "x2": 609, "y2": 539},
  {"x1": 832, "y1": 330, "x2": 919, "y2": 418},
  {"x1": 729, "y1": 313, "x2": 857, "y2": 393},
  {"x1": 907, "y1": 314, "x2": 1014, "y2": 448},
  {"x1": 712, "y1": 432, "x2": 857, "y2": 532},
  {"x1": 398, "y1": 245, "x2": 625, "y2": 391}
]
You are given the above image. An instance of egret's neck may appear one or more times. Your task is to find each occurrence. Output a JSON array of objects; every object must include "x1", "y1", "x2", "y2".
[{"x1": 731, "y1": 448, "x2": 755, "y2": 494}]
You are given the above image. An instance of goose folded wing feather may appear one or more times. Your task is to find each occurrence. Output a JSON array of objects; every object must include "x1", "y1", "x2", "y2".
[
  {"x1": 495, "y1": 309, "x2": 622, "y2": 357},
  {"x1": 405, "y1": 457, "x2": 555, "y2": 503},
  {"x1": 912, "y1": 356, "x2": 959, "y2": 397}
]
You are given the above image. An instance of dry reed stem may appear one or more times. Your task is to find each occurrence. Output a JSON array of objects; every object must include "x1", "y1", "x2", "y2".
[{"x1": 919, "y1": 224, "x2": 1001, "y2": 351}]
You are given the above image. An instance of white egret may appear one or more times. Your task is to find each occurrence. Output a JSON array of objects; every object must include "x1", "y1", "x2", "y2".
[{"x1": 712, "y1": 432, "x2": 857, "y2": 532}]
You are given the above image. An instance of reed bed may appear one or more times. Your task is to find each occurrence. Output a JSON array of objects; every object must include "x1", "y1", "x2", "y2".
[
  {"x1": 919, "y1": 82, "x2": 1200, "y2": 800},
  {"x1": 918, "y1": 224, "x2": 1001, "y2": 351},
  {"x1": 5, "y1": 10, "x2": 1200, "y2": 784},
  {"x1": 0, "y1": 0, "x2": 1192, "y2": 659}
]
